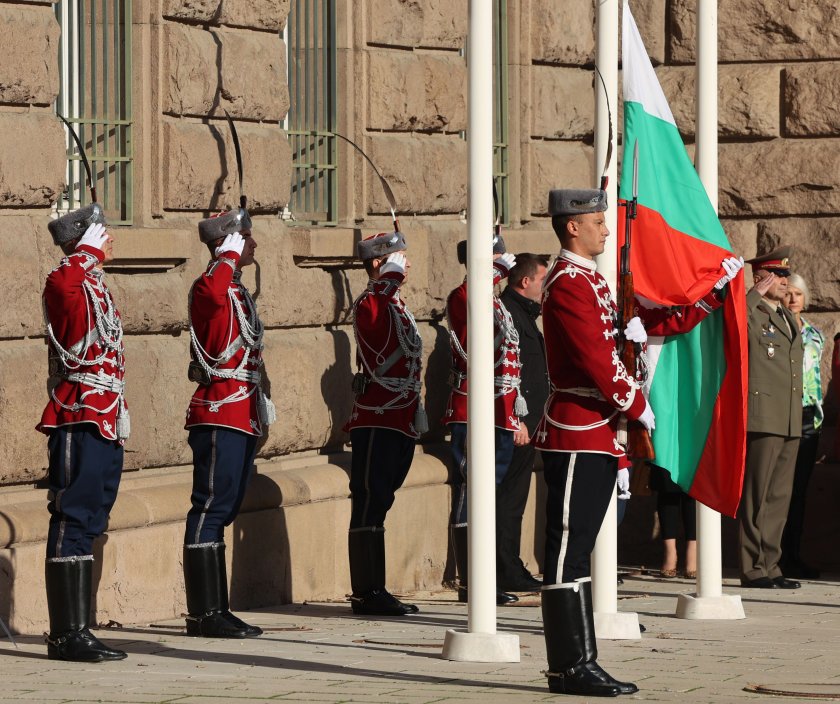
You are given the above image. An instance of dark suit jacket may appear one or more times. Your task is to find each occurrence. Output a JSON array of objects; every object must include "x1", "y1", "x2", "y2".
[
  {"x1": 746, "y1": 288, "x2": 804, "y2": 437},
  {"x1": 500, "y1": 286, "x2": 549, "y2": 434}
]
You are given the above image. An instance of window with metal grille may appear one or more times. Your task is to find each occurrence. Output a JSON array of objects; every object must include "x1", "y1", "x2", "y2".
[
  {"x1": 284, "y1": 0, "x2": 337, "y2": 226},
  {"x1": 55, "y1": 0, "x2": 133, "y2": 225},
  {"x1": 493, "y1": 0, "x2": 509, "y2": 226}
]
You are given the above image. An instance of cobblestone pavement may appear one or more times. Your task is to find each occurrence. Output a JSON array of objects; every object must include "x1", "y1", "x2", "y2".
[{"x1": 2, "y1": 575, "x2": 839, "y2": 703}]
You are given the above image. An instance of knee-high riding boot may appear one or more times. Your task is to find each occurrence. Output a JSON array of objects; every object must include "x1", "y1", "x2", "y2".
[
  {"x1": 541, "y1": 582, "x2": 620, "y2": 697},
  {"x1": 45, "y1": 558, "x2": 127, "y2": 662},
  {"x1": 183, "y1": 543, "x2": 262, "y2": 638}
]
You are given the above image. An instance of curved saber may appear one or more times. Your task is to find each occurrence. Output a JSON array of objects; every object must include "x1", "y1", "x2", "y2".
[
  {"x1": 492, "y1": 177, "x2": 501, "y2": 235},
  {"x1": 224, "y1": 110, "x2": 246, "y2": 210},
  {"x1": 332, "y1": 132, "x2": 399, "y2": 231},
  {"x1": 57, "y1": 114, "x2": 97, "y2": 203},
  {"x1": 593, "y1": 64, "x2": 614, "y2": 191}
]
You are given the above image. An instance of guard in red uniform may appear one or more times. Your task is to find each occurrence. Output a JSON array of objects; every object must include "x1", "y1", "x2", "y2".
[
  {"x1": 536, "y1": 188, "x2": 741, "y2": 697},
  {"x1": 182, "y1": 207, "x2": 274, "y2": 638},
  {"x1": 39, "y1": 205, "x2": 128, "y2": 662},
  {"x1": 445, "y1": 237, "x2": 523, "y2": 605},
  {"x1": 344, "y1": 232, "x2": 426, "y2": 616}
]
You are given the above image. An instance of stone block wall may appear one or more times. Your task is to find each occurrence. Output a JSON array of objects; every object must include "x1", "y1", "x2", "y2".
[{"x1": 1, "y1": 0, "x2": 839, "y2": 629}]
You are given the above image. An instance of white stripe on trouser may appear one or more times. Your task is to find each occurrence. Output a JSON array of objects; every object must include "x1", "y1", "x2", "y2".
[
  {"x1": 555, "y1": 453, "x2": 577, "y2": 584},
  {"x1": 194, "y1": 428, "x2": 218, "y2": 544}
]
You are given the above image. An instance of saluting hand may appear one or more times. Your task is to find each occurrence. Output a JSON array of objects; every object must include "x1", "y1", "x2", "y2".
[
  {"x1": 215, "y1": 232, "x2": 245, "y2": 258},
  {"x1": 495, "y1": 252, "x2": 517, "y2": 273},
  {"x1": 752, "y1": 270, "x2": 777, "y2": 297},
  {"x1": 379, "y1": 252, "x2": 407, "y2": 276},
  {"x1": 76, "y1": 222, "x2": 108, "y2": 252}
]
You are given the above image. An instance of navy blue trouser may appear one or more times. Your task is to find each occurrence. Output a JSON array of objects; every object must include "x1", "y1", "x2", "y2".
[
  {"x1": 349, "y1": 427, "x2": 415, "y2": 530},
  {"x1": 185, "y1": 426, "x2": 258, "y2": 545},
  {"x1": 542, "y1": 451, "x2": 617, "y2": 585},
  {"x1": 448, "y1": 423, "x2": 515, "y2": 526},
  {"x1": 46, "y1": 425, "x2": 123, "y2": 558}
]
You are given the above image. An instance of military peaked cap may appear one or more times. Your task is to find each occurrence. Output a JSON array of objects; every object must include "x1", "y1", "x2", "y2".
[
  {"x1": 746, "y1": 245, "x2": 792, "y2": 276},
  {"x1": 548, "y1": 189, "x2": 608, "y2": 216},
  {"x1": 48, "y1": 203, "x2": 106, "y2": 246}
]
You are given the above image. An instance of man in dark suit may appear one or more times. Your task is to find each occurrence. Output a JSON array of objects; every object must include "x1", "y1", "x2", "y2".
[
  {"x1": 497, "y1": 253, "x2": 550, "y2": 592},
  {"x1": 740, "y1": 246, "x2": 804, "y2": 589}
]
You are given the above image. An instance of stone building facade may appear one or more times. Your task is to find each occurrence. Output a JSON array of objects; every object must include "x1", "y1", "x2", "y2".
[{"x1": 0, "y1": 0, "x2": 837, "y2": 632}]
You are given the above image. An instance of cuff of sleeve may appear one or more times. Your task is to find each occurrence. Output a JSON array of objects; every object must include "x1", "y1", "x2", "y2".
[
  {"x1": 623, "y1": 388, "x2": 647, "y2": 421},
  {"x1": 75, "y1": 244, "x2": 104, "y2": 262}
]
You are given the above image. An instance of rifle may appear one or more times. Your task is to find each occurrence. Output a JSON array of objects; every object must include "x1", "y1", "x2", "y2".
[{"x1": 618, "y1": 141, "x2": 655, "y2": 460}]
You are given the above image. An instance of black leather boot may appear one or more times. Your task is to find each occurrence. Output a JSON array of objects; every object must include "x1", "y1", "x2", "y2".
[
  {"x1": 183, "y1": 544, "x2": 262, "y2": 637},
  {"x1": 45, "y1": 558, "x2": 127, "y2": 662},
  {"x1": 348, "y1": 529, "x2": 418, "y2": 616},
  {"x1": 542, "y1": 583, "x2": 620, "y2": 697},
  {"x1": 453, "y1": 525, "x2": 518, "y2": 605},
  {"x1": 576, "y1": 579, "x2": 638, "y2": 695}
]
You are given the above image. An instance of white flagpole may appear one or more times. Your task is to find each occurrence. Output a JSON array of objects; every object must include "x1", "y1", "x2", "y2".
[
  {"x1": 675, "y1": 0, "x2": 745, "y2": 621},
  {"x1": 592, "y1": 0, "x2": 640, "y2": 641},
  {"x1": 441, "y1": 1, "x2": 519, "y2": 662}
]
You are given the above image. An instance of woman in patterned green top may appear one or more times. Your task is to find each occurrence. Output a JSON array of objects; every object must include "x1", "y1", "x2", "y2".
[{"x1": 780, "y1": 274, "x2": 825, "y2": 580}]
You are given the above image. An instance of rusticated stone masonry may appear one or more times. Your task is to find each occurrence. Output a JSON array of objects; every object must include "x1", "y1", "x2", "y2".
[{"x1": 0, "y1": 0, "x2": 838, "y2": 490}]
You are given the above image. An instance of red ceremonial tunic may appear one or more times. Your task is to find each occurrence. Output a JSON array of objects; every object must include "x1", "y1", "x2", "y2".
[
  {"x1": 38, "y1": 245, "x2": 128, "y2": 443},
  {"x1": 344, "y1": 272, "x2": 424, "y2": 438},
  {"x1": 534, "y1": 250, "x2": 646, "y2": 456},
  {"x1": 185, "y1": 253, "x2": 268, "y2": 437},
  {"x1": 444, "y1": 262, "x2": 524, "y2": 432},
  {"x1": 534, "y1": 250, "x2": 725, "y2": 456}
]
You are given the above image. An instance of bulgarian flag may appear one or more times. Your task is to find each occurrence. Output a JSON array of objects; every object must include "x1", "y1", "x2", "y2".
[{"x1": 618, "y1": 1, "x2": 748, "y2": 517}]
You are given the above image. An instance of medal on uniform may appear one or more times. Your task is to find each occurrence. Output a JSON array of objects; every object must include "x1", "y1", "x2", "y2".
[{"x1": 767, "y1": 345, "x2": 775, "y2": 359}]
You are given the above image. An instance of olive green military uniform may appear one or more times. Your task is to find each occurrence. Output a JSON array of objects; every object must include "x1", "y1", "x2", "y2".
[{"x1": 740, "y1": 287, "x2": 804, "y2": 582}]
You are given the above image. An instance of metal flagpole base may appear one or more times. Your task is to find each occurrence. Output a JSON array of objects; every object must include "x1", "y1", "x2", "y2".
[
  {"x1": 594, "y1": 610, "x2": 642, "y2": 640},
  {"x1": 441, "y1": 629, "x2": 520, "y2": 662},
  {"x1": 676, "y1": 593, "x2": 745, "y2": 620}
]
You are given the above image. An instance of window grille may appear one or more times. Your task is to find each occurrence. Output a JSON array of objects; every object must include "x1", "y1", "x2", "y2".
[
  {"x1": 285, "y1": 0, "x2": 338, "y2": 225},
  {"x1": 55, "y1": 0, "x2": 133, "y2": 225}
]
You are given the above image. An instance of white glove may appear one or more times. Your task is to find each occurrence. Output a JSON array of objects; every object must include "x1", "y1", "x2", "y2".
[
  {"x1": 76, "y1": 222, "x2": 108, "y2": 252},
  {"x1": 624, "y1": 316, "x2": 647, "y2": 345},
  {"x1": 215, "y1": 232, "x2": 245, "y2": 258},
  {"x1": 638, "y1": 400, "x2": 656, "y2": 432},
  {"x1": 617, "y1": 468, "x2": 631, "y2": 500},
  {"x1": 495, "y1": 252, "x2": 517, "y2": 273},
  {"x1": 714, "y1": 256, "x2": 744, "y2": 290},
  {"x1": 379, "y1": 251, "x2": 407, "y2": 276}
]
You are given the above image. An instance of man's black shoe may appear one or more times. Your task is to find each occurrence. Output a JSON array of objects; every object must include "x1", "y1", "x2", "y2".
[
  {"x1": 498, "y1": 573, "x2": 542, "y2": 592},
  {"x1": 547, "y1": 665, "x2": 621, "y2": 697},
  {"x1": 458, "y1": 587, "x2": 519, "y2": 605},
  {"x1": 350, "y1": 589, "x2": 419, "y2": 616},
  {"x1": 221, "y1": 611, "x2": 263, "y2": 637},
  {"x1": 773, "y1": 576, "x2": 801, "y2": 589},
  {"x1": 740, "y1": 577, "x2": 778, "y2": 589}
]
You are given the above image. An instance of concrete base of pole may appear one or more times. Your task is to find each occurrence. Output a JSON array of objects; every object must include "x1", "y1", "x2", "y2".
[
  {"x1": 441, "y1": 629, "x2": 520, "y2": 663},
  {"x1": 593, "y1": 610, "x2": 642, "y2": 640},
  {"x1": 675, "y1": 593, "x2": 745, "y2": 620}
]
